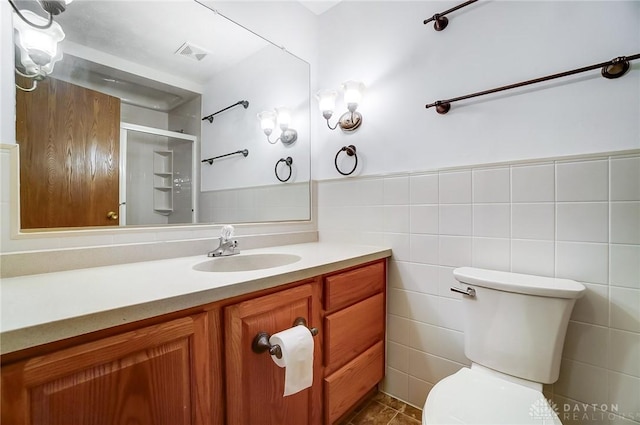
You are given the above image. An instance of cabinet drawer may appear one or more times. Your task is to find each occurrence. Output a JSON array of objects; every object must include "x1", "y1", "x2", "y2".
[
  {"x1": 324, "y1": 261, "x2": 385, "y2": 311},
  {"x1": 324, "y1": 341, "x2": 384, "y2": 425},
  {"x1": 324, "y1": 293, "x2": 384, "y2": 373}
]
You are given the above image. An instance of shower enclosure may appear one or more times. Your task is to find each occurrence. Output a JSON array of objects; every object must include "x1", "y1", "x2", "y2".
[{"x1": 120, "y1": 123, "x2": 198, "y2": 226}]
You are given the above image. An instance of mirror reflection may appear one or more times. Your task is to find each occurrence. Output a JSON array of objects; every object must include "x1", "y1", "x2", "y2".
[{"x1": 12, "y1": 0, "x2": 311, "y2": 230}]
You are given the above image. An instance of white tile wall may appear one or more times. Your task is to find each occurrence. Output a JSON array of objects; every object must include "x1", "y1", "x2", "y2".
[{"x1": 318, "y1": 152, "x2": 640, "y2": 422}]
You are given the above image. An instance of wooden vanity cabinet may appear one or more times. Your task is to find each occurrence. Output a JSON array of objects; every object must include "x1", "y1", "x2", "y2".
[
  {"x1": 1, "y1": 258, "x2": 387, "y2": 425},
  {"x1": 322, "y1": 260, "x2": 386, "y2": 425},
  {"x1": 1, "y1": 314, "x2": 211, "y2": 425},
  {"x1": 224, "y1": 281, "x2": 323, "y2": 425}
]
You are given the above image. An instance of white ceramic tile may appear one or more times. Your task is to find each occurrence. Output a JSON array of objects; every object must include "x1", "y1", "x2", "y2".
[
  {"x1": 610, "y1": 245, "x2": 640, "y2": 289},
  {"x1": 472, "y1": 237, "x2": 510, "y2": 271},
  {"x1": 438, "y1": 266, "x2": 461, "y2": 299},
  {"x1": 556, "y1": 202, "x2": 609, "y2": 243},
  {"x1": 473, "y1": 204, "x2": 510, "y2": 238},
  {"x1": 408, "y1": 349, "x2": 463, "y2": 385},
  {"x1": 407, "y1": 292, "x2": 440, "y2": 325},
  {"x1": 407, "y1": 376, "x2": 432, "y2": 410},
  {"x1": 555, "y1": 359, "x2": 608, "y2": 406},
  {"x1": 410, "y1": 234, "x2": 439, "y2": 265},
  {"x1": 611, "y1": 202, "x2": 640, "y2": 244},
  {"x1": 473, "y1": 167, "x2": 510, "y2": 203},
  {"x1": 511, "y1": 203, "x2": 555, "y2": 240},
  {"x1": 556, "y1": 159, "x2": 608, "y2": 202},
  {"x1": 410, "y1": 173, "x2": 438, "y2": 205},
  {"x1": 387, "y1": 314, "x2": 414, "y2": 346},
  {"x1": 608, "y1": 372, "x2": 640, "y2": 421},
  {"x1": 388, "y1": 288, "x2": 411, "y2": 319},
  {"x1": 563, "y1": 321, "x2": 608, "y2": 367},
  {"x1": 384, "y1": 175, "x2": 410, "y2": 205},
  {"x1": 387, "y1": 260, "x2": 407, "y2": 290},
  {"x1": 383, "y1": 205, "x2": 410, "y2": 233},
  {"x1": 387, "y1": 341, "x2": 410, "y2": 373},
  {"x1": 511, "y1": 163, "x2": 555, "y2": 203},
  {"x1": 360, "y1": 205, "x2": 384, "y2": 232},
  {"x1": 317, "y1": 180, "x2": 352, "y2": 207},
  {"x1": 0, "y1": 151, "x2": 11, "y2": 204},
  {"x1": 439, "y1": 170, "x2": 471, "y2": 204},
  {"x1": 611, "y1": 156, "x2": 640, "y2": 201},
  {"x1": 610, "y1": 287, "x2": 640, "y2": 333},
  {"x1": 556, "y1": 242, "x2": 609, "y2": 284},
  {"x1": 511, "y1": 239, "x2": 555, "y2": 277},
  {"x1": 384, "y1": 233, "x2": 411, "y2": 262},
  {"x1": 439, "y1": 236, "x2": 472, "y2": 268},
  {"x1": 410, "y1": 205, "x2": 439, "y2": 234},
  {"x1": 391, "y1": 261, "x2": 439, "y2": 294},
  {"x1": 407, "y1": 263, "x2": 440, "y2": 295},
  {"x1": 383, "y1": 367, "x2": 409, "y2": 402},
  {"x1": 357, "y1": 177, "x2": 384, "y2": 206},
  {"x1": 439, "y1": 204, "x2": 472, "y2": 236},
  {"x1": 608, "y1": 329, "x2": 640, "y2": 377},
  {"x1": 409, "y1": 321, "x2": 439, "y2": 352},
  {"x1": 571, "y1": 282, "x2": 609, "y2": 327}
]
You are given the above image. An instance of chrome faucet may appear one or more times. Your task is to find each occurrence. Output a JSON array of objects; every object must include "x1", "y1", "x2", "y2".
[{"x1": 207, "y1": 225, "x2": 240, "y2": 257}]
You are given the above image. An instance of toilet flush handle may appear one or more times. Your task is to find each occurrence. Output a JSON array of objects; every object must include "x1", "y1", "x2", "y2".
[{"x1": 451, "y1": 287, "x2": 476, "y2": 297}]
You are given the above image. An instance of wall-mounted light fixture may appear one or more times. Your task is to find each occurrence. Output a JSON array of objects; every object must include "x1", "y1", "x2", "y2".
[
  {"x1": 257, "y1": 107, "x2": 298, "y2": 145},
  {"x1": 316, "y1": 80, "x2": 365, "y2": 132},
  {"x1": 10, "y1": 0, "x2": 72, "y2": 91}
]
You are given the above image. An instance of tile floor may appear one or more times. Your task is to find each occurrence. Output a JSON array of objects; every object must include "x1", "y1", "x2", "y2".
[{"x1": 339, "y1": 392, "x2": 422, "y2": 425}]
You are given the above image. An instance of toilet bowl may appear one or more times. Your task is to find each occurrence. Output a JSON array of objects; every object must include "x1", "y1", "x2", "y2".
[
  {"x1": 421, "y1": 267, "x2": 585, "y2": 425},
  {"x1": 423, "y1": 366, "x2": 562, "y2": 425}
]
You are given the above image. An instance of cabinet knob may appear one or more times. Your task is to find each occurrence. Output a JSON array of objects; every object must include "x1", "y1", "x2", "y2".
[{"x1": 107, "y1": 211, "x2": 118, "y2": 220}]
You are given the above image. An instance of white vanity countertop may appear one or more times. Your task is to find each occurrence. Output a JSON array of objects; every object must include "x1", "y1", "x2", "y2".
[{"x1": 0, "y1": 242, "x2": 391, "y2": 355}]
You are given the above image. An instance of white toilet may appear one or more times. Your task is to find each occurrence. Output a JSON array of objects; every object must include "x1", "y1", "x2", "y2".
[{"x1": 422, "y1": 267, "x2": 586, "y2": 425}]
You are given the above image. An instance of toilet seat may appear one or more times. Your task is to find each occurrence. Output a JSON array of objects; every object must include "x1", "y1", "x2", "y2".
[{"x1": 423, "y1": 368, "x2": 562, "y2": 425}]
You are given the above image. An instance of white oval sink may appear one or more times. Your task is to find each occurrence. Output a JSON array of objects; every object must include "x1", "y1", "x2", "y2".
[{"x1": 192, "y1": 253, "x2": 302, "y2": 273}]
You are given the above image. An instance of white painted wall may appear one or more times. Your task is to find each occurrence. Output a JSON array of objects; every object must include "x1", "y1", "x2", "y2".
[
  {"x1": 0, "y1": 2, "x2": 15, "y2": 144},
  {"x1": 200, "y1": 45, "x2": 310, "y2": 191},
  {"x1": 314, "y1": 1, "x2": 640, "y2": 180}
]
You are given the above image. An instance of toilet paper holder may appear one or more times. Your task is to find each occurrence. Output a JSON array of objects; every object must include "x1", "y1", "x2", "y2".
[{"x1": 252, "y1": 317, "x2": 319, "y2": 359}]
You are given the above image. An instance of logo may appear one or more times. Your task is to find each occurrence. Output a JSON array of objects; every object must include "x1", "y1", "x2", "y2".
[{"x1": 529, "y1": 398, "x2": 560, "y2": 421}]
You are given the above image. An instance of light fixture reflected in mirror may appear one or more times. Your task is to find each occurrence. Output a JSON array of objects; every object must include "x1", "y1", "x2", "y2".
[
  {"x1": 257, "y1": 107, "x2": 298, "y2": 145},
  {"x1": 10, "y1": 0, "x2": 71, "y2": 91},
  {"x1": 316, "y1": 80, "x2": 365, "y2": 132}
]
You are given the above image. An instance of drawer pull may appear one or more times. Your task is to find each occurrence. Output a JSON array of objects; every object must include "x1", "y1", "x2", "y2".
[{"x1": 252, "y1": 317, "x2": 318, "y2": 359}]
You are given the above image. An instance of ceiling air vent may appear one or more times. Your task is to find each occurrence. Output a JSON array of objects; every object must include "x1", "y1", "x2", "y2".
[{"x1": 175, "y1": 42, "x2": 210, "y2": 62}]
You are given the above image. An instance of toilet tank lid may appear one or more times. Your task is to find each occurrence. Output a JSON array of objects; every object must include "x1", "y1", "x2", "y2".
[{"x1": 453, "y1": 267, "x2": 586, "y2": 299}]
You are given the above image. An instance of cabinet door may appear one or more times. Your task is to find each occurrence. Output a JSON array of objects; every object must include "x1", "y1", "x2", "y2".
[
  {"x1": 1, "y1": 315, "x2": 211, "y2": 425},
  {"x1": 225, "y1": 283, "x2": 322, "y2": 425}
]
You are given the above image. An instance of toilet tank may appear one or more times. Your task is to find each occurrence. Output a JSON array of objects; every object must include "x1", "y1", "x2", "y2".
[{"x1": 453, "y1": 267, "x2": 586, "y2": 384}]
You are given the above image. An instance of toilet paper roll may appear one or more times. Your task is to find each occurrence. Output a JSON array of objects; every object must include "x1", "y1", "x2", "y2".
[{"x1": 269, "y1": 324, "x2": 314, "y2": 396}]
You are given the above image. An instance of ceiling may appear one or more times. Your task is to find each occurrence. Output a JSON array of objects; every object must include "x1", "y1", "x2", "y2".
[
  {"x1": 298, "y1": 0, "x2": 343, "y2": 15},
  {"x1": 55, "y1": 0, "x2": 270, "y2": 86}
]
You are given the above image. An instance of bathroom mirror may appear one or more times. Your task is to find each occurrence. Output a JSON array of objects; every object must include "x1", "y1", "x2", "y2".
[{"x1": 13, "y1": 0, "x2": 310, "y2": 230}]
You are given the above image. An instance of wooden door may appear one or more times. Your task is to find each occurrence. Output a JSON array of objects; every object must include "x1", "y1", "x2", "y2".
[
  {"x1": 1, "y1": 315, "x2": 211, "y2": 425},
  {"x1": 15, "y1": 77, "x2": 121, "y2": 228},
  {"x1": 225, "y1": 283, "x2": 322, "y2": 425}
]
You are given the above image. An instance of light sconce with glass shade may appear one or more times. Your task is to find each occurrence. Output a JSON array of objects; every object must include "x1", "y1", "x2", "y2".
[
  {"x1": 316, "y1": 80, "x2": 365, "y2": 132},
  {"x1": 257, "y1": 107, "x2": 298, "y2": 145},
  {"x1": 9, "y1": 0, "x2": 72, "y2": 92}
]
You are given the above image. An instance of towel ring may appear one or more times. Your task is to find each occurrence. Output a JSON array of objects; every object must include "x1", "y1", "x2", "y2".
[
  {"x1": 252, "y1": 317, "x2": 319, "y2": 359},
  {"x1": 275, "y1": 157, "x2": 293, "y2": 182},
  {"x1": 334, "y1": 145, "x2": 358, "y2": 176}
]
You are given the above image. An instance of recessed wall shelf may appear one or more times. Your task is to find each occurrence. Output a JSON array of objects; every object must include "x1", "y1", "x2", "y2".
[{"x1": 153, "y1": 150, "x2": 173, "y2": 214}]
